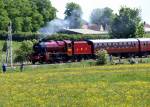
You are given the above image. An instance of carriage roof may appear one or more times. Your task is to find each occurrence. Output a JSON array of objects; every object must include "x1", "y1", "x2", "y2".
[{"x1": 89, "y1": 39, "x2": 138, "y2": 44}]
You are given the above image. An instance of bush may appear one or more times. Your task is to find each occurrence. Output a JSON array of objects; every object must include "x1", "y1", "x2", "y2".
[
  {"x1": 14, "y1": 40, "x2": 33, "y2": 63},
  {"x1": 96, "y1": 49, "x2": 108, "y2": 65}
]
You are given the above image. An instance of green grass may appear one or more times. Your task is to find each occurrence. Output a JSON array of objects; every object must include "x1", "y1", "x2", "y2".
[{"x1": 0, "y1": 63, "x2": 149, "y2": 107}]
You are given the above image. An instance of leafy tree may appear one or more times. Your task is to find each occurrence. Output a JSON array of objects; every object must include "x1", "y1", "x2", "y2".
[
  {"x1": 13, "y1": 17, "x2": 23, "y2": 32},
  {"x1": 64, "y1": 2, "x2": 83, "y2": 28},
  {"x1": 14, "y1": 40, "x2": 33, "y2": 62},
  {"x1": 34, "y1": 0, "x2": 57, "y2": 23},
  {"x1": 23, "y1": 17, "x2": 32, "y2": 32},
  {"x1": 90, "y1": 7, "x2": 114, "y2": 30},
  {"x1": 135, "y1": 22, "x2": 145, "y2": 37},
  {"x1": 31, "y1": 11, "x2": 44, "y2": 32},
  {"x1": 110, "y1": 7, "x2": 144, "y2": 38},
  {"x1": 0, "y1": 0, "x2": 10, "y2": 31},
  {"x1": 2, "y1": 0, "x2": 56, "y2": 32}
]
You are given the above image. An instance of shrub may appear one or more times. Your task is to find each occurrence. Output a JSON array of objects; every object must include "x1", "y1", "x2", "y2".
[
  {"x1": 14, "y1": 40, "x2": 33, "y2": 63},
  {"x1": 96, "y1": 49, "x2": 108, "y2": 65}
]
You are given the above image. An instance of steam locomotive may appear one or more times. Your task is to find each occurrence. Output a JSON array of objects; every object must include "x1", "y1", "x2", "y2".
[{"x1": 29, "y1": 38, "x2": 150, "y2": 64}]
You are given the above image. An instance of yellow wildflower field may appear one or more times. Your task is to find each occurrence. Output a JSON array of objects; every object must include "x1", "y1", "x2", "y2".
[{"x1": 0, "y1": 63, "x2": 149, "y2": 107}]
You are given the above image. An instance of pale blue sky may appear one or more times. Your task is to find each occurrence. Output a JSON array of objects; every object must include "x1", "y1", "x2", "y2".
[{"x1": 51, "y1": 0, "x2": 150, "y2": 24}]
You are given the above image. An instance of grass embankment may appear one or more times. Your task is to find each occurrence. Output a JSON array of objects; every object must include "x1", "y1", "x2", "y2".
[{"x1": 0, "y1": 63, "x2": 149, "y2": 107}]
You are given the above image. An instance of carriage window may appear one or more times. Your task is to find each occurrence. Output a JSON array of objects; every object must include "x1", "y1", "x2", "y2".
[
  {"x1": 96, "y1": 44, "x2": 98, "y2": 47},
  {"x1": 110, "y1": 43, "x2": 113, "y2": 47},
  {"x1": 129, "y1": 42, "x2": 131, "y2": 45},
  {"x1": 117, "y1": 43, "x2": 119, "y2": 47},
  {"x1": 109, "y1": 43, "x2": 111, "y2": 47},
  {"x1": 146, "y1": 42, "x2": 148, "y2": 46},
  {"x1": 107, "y1": 43, "x2": 109, "y2": 46},
  {"x1": 111, "y1": 43, "x2": 113, "y2": 46},
  {"x1": 114, "y1": 43, "x2": 116, "y2": 47},
  {"x1": 125, "y1": 43, "x2": 127, "y2": 47},
  {"x1": 126, "y1": 42, "x2": 129, "y2": 47},
  {"x1": 119, "y1": 43, "x2": 122, "y2": 47}
]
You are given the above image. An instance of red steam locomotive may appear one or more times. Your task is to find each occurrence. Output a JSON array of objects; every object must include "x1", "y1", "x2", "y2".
[{"x1": 29, "y1": 38, "x2": 150, "y2": 64}]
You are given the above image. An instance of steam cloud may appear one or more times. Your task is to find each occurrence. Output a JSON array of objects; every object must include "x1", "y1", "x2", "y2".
[
  {"x1": 39, "y1": 9, "x2": 83, "y2": 40},
  {"x1": 66, "y1": 9, "x2": 82, "y2": 29},
  {"x1": 39, "y1": 19, "x2": 69, "y2": 39}
]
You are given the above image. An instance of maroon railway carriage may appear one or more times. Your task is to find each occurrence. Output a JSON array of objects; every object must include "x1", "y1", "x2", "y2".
[
  {"x1": 89, "y1": 39, "x2": 140, "y2": 56},
  {"x1": 138, "y1": 38, "x2": 150, "y2": 55}
]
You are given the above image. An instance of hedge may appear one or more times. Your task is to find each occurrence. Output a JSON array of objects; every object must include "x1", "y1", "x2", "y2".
[
  {"x1": 0, "y1": 31, "x2": 39, "y2": 41},
  {"x1": 0, "y1": 31, "x2": 110, "y2": 41},
  {"x1": 42, "y1": 33, "x2": 110, "y2": 41}
]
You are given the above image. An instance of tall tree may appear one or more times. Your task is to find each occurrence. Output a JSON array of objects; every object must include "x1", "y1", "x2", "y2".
[
  {"x1": 90, "y1": 7, "x2": 114, "y2": 31},
  {"x1": 0, "y1": 0, "x2": 10, "y2": 31},
  {"x1": 110, "y1": 7, "x2": 144, "y2": 38},
  {"x1": 64, "y1": 2, "x2": 83, "y2": 28},
  {"x1": 2, "y1": 0, "x2": 56, "y2": 32}
]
